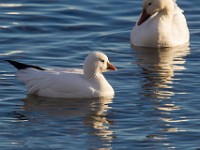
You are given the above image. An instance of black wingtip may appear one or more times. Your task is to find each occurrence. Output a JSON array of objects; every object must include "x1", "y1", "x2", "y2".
[{"x1": 5, "y1": 60, "x2": 45, "y2": 70}]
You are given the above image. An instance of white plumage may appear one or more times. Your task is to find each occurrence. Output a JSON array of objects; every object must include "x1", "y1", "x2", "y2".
[
  {"x1": 130, "y1": 0, "x2": 189, "y2": 48},
  {"x1": 7, "y1": 52, "x2": 117, "y2": 99}
]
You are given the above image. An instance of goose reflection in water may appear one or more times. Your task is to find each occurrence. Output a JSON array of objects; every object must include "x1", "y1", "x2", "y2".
[
  {"x1": 15, "y1": 96, "x2": 114, "y2": 149},
  {"x1": 132, "y1": 44, "x2": 190, "y2": 147},
  {"x1": 133, "y1": 44, "x2": 190, "y2": 99}
]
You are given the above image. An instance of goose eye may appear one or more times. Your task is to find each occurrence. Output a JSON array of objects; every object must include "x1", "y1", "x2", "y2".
[
  {"x1": 100, "y1": 59, "x2": 105, "y2": 63},
  {"x1": 148, "y1": 2, "x2": 152, "y2": 6}
]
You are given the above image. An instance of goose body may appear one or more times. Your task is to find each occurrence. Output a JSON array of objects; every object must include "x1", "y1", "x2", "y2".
[
  {"x1": 130, "y1": 0, "x2": 189, "y2": 48},
  {"x1": 6, "y1": 52, "x2": 117, "y2": 99}
]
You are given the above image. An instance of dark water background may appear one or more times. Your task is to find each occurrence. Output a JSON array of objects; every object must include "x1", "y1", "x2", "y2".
[{"x1": 0, "y1": 0, "x2": 200, "y2": 149}]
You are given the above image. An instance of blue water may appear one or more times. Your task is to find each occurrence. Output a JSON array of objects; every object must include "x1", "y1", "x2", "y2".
[{"x1": 0, "y1": 0, "x2": 200, "y2": 149}]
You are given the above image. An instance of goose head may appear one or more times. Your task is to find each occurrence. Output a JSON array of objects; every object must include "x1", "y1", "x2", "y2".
[
  {"x1": 137, "y1": 0, "x2": 174, "y2": 25},
  {"x1": 83, "y1": 52, "x2": 117, "y2": 78}
]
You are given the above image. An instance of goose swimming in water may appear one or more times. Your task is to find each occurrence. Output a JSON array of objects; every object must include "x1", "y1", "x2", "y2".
[
  {"x1": 130, "y1": 0, "x2": 189, "y2": 48},
  {"x1": 6, "y1": 51, "x2": 117, "y2": 99}
]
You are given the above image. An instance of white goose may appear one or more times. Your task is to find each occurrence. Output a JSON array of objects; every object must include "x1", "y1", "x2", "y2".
[
  {"x1": 6, "y1": 51, "x2": 117, "y2": 99},
  {"x1": 130, "y1": 0, "x2": 189, "y2": 48}
]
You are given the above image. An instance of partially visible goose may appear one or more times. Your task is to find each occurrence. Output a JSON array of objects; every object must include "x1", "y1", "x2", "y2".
[
  {"x1": 130, "y1": 0, "x2": 189, "y2": 48},
  {"x1": 6, "y1": 51, "x2": 117, "y2": 99}
]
